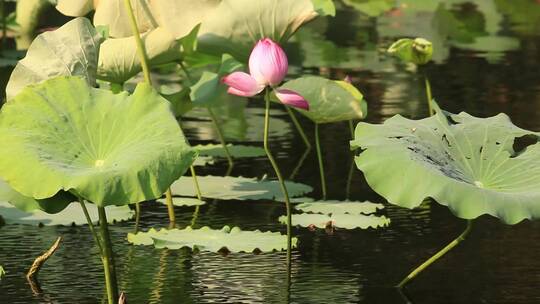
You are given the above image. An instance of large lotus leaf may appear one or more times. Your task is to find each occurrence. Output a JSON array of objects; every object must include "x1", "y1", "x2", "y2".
[
  {"x1": 351, "y1": 100, "x2": 540, "y2": 224},
  {"x1": 6, "y1": 18, "x2": 102, "y2": 100},
  {"x1": 93, "y1": 0, "x2": 158, "y2": 38},
  {"x1": 296, "y1": 200, "x2": 385, "y2": 216},
  {"x1": 170, "y1": 175, "x2": 312, "y2": 201},
  {"x1": 0, "y1": 202, "x2": 133, "y2": 226},
  {"x1": 194, "y1": 144, "x2": 266, "y2": 159},
  {"x1": 55, "y1": 0, "x2": 95, "y2": 16},
  {"x1": 97, "y1": 27, "x2": 181, "y2": 83},
  {"x1": 280, "y1": 213, "x2": 390, "y2": 230},
  {"x1": 0, "y1": 179, "x2": 74, "y2": 214},
  {"x1": 0, "y1": 77, "x2": 197, "y2": 206},
  {"x1": 128, "y1": 226, "x2": 297, "y2": 252},
  {"x1": 278, "y1": 76, "x2": 367, "y2": 124},
  {"x1": 149, "y1": 0, "x2": 334, "y2": 60}
]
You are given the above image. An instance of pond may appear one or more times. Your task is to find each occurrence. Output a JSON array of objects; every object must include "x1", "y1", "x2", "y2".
[{"x1": 1, "y1": 1, "x2": 540, "y2": 303}]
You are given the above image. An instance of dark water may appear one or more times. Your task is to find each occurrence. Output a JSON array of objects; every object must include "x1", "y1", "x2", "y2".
[{"x1": 2, "y1": 1, "x2": 540, "y2": 303}]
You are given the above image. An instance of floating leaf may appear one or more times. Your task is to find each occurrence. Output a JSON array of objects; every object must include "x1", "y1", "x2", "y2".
[
  {"x1": 194, "y1": 144, "x2": 266, "y2": 158},
  {"x1": 280, "y1": 213, "x2": 390, "y2": 230},
  {"x1": 6, "y1": 17, "x2": 103, "y2": 100},
  {"x1": 0, "y1": 265, "x2": 4, "y2": 279},
  {"x1": 170, "y1": 176, "x2": 312, "y2": 201},
  {"x1": 128, "y1": 226, "x2": 296, "y2": 252},
  {"x1": 0, "y1": 77, "x2": 196, "y2": 206},
  {"x1": 351, "y1": 100, "x2": 540, "y2": 224},
  {"x1": 278, "y1": 76, "x2": 367, "y2": 124},
  {"x1": 296, "y1": 200, "x2": 384, "y2": 215},
  {"x1": 0, "y1": 202, "x2": 133, "y2": 226},
  {"x1": 156, "y1": 197, "x2": 205, "y2": 207}
]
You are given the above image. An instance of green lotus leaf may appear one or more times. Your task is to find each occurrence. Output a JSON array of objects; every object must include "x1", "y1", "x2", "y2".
[
  {"x1": 280, "y1": 213, "x2": 390, "y2": 230},
  {"x1": 156, "y1": 197, "x2": 206, "y2": 207},
  {"x1": 128, "y1": 226, "x2": 297, "y2": 252},
  {"x1": 189, "y1": 54, "x2": 243, "y2": 106},
  {"x1": 0, "y1": 76, "x2": 197, "y2": 206},
  {"x1": 194, "y1": 144, "x2": 266, "y2": 158},
  {"x1": 170, "y1": 175, "x2": 312, "y2": 201},
  {"x1": 278, "y1": 76, "x2": 367, "y2": 124},
  {"x1": 0, "y1": 179, "x2": 75, "y2": 214},
  {"x1": 296, "y1": 200, "x2": 385, "y2": 216},
  {"x1": 97, "y1": 27, "x2": 181, "y2": 83},
  {"x1": 388, "y1": 37, "x2": 433, "y2": 65},
  {"x1": 0, "y1": 265, "x2": 4, "y2": 279},
  {"x1": 6, "y1": 17, "x2": 103, "y2": 100},
  {"x1": 93, "y1": 0, "x2": 159, "y2": 38},
  {"x1": 55, "y1": 0, "x2": 94, "y2": 17},
  {"x1": 0, "y1": 201, "x2": 133, "y2": 226},
  {"x1": 351, "y1": 100, "x2": 540, "y2": 224}
]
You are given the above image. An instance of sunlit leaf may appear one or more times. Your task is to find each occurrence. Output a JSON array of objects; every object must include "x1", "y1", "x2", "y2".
[
  {"x1": 170, "y1": 176, "x2": 312, "y2": 201},
  {"x1": 0, "y1": 77, "x2": 196, "y2": 206},
  {"x1": 0, "y1": 265, "x2": 4, "y2": 279},
  {"x1": 156, "y1": 197, "x2": 205, "y2": 207},
  {"x1": 194, "y1": 144, "x2": 266, "y2": 158},
  {"x1": 280, "y1": 213, "x2": 390, "y2": 230},
  {"x1": 6, "y1": 17, "x2": 103, "y2": 100},
  {"x1": 296, "y1": 200, "x2": 384, "y2": 215},
  {"x1": 279, "y1": 76, "x2": 367, "y2": 124},
  {"x1": 55, "y1": 0, "x2": 94, "y2": 16},
  {"x1": 128, "y1": 226, "x2": 297, "y2": 252},
  {"x1": 0, "y1": 202, "x2": 133, "y2": 226},
  {"x1": 387, "y1": 37, "x2": 433, "y2": 65},
  {"x1": 351, "y1": 100, "x2": 540, "y2": 224},
  {"x1": 94, "y1": 0, "x2": 158, "y2": 38}
]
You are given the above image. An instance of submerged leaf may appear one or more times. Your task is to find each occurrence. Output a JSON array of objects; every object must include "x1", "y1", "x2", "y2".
[
  {"x1": 0, "y1": 77, "x2": 196, "y2": 206},
  {"x1": 278, "y1": 76, "x2": 367, "y2": 124},
  {"x1": 296, "y1": 200, "x2": 385, "y2": 215},
  {"x1": 128, "y1": 226, "x2": 296, "y2": 252},
  {"x1": 194, "y1": 144, "x2": 266, "y2": 158},
  {"x1": 6, "y1": 17, "x2": 103, "y2": 100},
  {"x1": 170, "y1": 175, "x2": 312, "y2": 201},
  {"x1": 351, "y1": 100, "x2": 540, "y2": 224},
  {"x1": 0, "y1": 202, "x2": 133, "y2": 226},
  {"x1": 280, "y1": 213, "x2": 390, "y2": 230}
]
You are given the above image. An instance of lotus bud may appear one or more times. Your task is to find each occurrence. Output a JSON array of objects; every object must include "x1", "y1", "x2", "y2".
[
  {"x1": 249, "y1": 38, "x2": 288, "y2": 86},
  {"x1": 388, "y1": 37, "x2": 433, "y2": 65}
]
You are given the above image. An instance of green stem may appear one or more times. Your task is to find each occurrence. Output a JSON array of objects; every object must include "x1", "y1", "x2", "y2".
[
  {"x1": 207, "y1": 107, "x2": 234, "y2": 171},
  {"x1": 264, "y1": 89, "x2": 292, "y2": 267},
  {"x1": 285, "y1": 106, "x2": 311, "y2": 149},
  {"x1": 397, "y1": 220, "x2": 473, "y2": 289},
  {"x1": 346, "y1": 120, "x2": 356, "y2": 200},
  {"x1": 79, "y1": 199, "x2": 103, "y2": 256},
  {"x1": 425, "y1": 76, "x2": 433, "y2": 116},
  {"x1": 123, "y1": 0, "x2": 152, "y2": 84},
  {"x1": 179, "y1": 61, "x2": 194, "y2": 84},
  {"x1": 165, "y1": 189, "x2": 176, "y2": 228},
  {"x1": 348, "y1": 120, "x2": 355, "y2": 137},
  {"x1": 190, "y1": 205, "x2": 200, "y2": 228},
  {"x1": 97, "y1": 207, "x2": 119, "y2": 304},
  {"x1": 314, "y1": 123, "x2": 327, "y2": 200},
  {"x1": 134, "y1": 202, "x2": 141, "y2": 233},
  {"x1": 190, "y1": 166, "x2": 203, "y2": 201}
]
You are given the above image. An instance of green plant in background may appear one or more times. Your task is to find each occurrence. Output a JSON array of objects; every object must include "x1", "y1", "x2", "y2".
[
  {"x1": 351, "y1": 99, "x2": 540, "y2": 289},
  {"x1": 278, "y1": 76, "x2": 367, "y2": 199},
  {"x1": 388, "y1": 37, "x2": 434, "y2": 116},
  {"x1": 0, "y1": 76, "x2": 196, "y2": 303}
]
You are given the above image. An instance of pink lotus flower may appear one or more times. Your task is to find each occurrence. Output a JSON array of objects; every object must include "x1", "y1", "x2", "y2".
[{"x1": 222, "y1": 38, "x2": 309, "y2": 110}]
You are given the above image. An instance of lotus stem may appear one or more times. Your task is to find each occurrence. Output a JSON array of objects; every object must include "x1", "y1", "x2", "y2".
[
  {"x1": 79, "y1": 199, "x2": 104, "y2": 255},
  {"x1": 285, "y1": 106, "x2": 311, "y2": 149},
  {"x1": 397, "y1": 220, "x2": 473, "y2": 289},
  {"x1": 346, "y1": 120, "x2": 356, "y2": 199},
  {"x1": 190, "y1": 166, "x2": 203, "y2": 200},
  {"x1": 190, "y1": 205, "x2": 200, "y2": 228},
  {"x1": 123, "y1": 0, "x2": 151, "y2": 85},
  {"x1": 425, "y1": 76, "x2": 433, "y2": 116},
  {"x1": 97, "y1": 206, "x2": 119, "y2": 304},
  {"x1": 207, "y1": 107, "x2": 234, "y2": 172},
  {"x1": 26, "y1": 237, "x2": 62, "y2": 282},
  {"x1": 263, "y1": 89, "x2": 292, "y2": 267},
  {"x1": 289, "y1": 146, "x2": 311, "y2": 180},
  {"x1": 314, "y1": 123, "x2": 327, "y2": 200},
  {"x1": 164, "y1": 189, "x2": 176, "y2": 228},
  {"x1": 134, "y1": 202, "x2": 141, "y2": 233}
]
